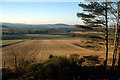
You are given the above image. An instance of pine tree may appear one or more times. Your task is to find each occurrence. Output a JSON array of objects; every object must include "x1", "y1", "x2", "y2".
[
  {"x1": 77, "y1": 2, "x2": 109, "y2": 68},
  {"x1": 104, "y1": 2, "x2": 108, "y2": 69},
  {"x1": 77, "y1": 2, "x2": 106, "y2": 30}
]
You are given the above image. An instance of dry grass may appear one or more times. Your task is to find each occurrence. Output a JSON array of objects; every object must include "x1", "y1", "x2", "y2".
[
  {"x1": 2, "y1": 39, "x2": 114, "y2": 67},
  {"x1": 25, "y1": 34, "x2": 63, "y2": 37},
  {"x1": 70, "y1": 31, "x2": 103, "y2": 34}
]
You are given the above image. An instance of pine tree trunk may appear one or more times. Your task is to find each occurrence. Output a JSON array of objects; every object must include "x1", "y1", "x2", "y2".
[
  {"x1": 112, "y1": 0, "x2": 119, "y2": 68},
  {"x1": 117, "y1": 0, "x2": 120, "y2": 69},
  {"x1": 118, "y1": 48, "x2": 120, "y2": 69},
  {"x1": 104, "y1": 2, "x2": 109, "y2": 69}
]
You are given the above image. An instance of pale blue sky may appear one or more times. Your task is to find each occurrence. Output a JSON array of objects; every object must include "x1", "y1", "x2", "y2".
[{"x1": 1, "y1": 2, "x2": 83, "y2": 25}]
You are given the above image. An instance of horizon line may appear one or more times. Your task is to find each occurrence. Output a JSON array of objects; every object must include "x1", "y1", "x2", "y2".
[{"x1": 1, "y1": 22, "x2": 81, "y2": 25}]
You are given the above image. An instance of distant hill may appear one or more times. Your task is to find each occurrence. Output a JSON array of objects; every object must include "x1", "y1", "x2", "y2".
[
  {"x1": 53, "y1": 23, "x2": 73, "y2": 26},
  {"x1": 2, "y1": 22, "x2": 28, "y2": 27},
  {"x1": 1, "y1": 22, "x2": 76, "y2": 32},
  {"x1": 2, "y1": 22, "x2": 74, "y2": 28}
]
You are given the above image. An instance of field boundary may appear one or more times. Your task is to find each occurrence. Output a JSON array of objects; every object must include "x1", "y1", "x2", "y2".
[{"x1": 1, "y1": 40, "x2": 25, "y2": 48}]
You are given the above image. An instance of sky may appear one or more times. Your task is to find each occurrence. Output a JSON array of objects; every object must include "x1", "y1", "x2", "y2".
[{"x1": 1, "y1": 2, "x2": 84, "y2": 25}]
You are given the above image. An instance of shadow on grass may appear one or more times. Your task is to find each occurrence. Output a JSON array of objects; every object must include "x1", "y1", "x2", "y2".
[{"x1": 73, "y1": 43, "x2": 86, "y2": 48}]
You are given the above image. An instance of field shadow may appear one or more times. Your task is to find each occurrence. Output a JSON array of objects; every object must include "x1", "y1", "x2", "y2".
[{"x1": 73, "y1": 43, "x2": 86, "y2": 48}]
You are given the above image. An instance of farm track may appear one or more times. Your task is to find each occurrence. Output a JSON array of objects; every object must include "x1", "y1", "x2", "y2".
[{"x1": 2, "y1": 40, "x2": 107, "y2": 67}]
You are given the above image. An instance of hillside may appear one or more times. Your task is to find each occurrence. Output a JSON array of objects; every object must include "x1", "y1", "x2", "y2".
[
  {"x1": 2, "y1": 22, "x2": 76, "y2": 32},
  {"x1": 2, "y1": 22, "x2": 74, "y2": 28}
]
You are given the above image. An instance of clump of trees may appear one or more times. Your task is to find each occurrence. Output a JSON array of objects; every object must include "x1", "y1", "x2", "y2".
[{"x1": 2, "y1": 30, "x2": 49, "y2": 35}]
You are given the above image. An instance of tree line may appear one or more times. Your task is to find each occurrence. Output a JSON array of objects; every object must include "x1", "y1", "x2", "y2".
[{"x1": 2, "y1": 28, "x2": 74, "y2": 35}]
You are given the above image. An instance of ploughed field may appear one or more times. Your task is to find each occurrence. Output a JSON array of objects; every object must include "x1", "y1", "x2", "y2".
[{"x1": 2, "y1": 40, "x2": 110, "y2": 67}]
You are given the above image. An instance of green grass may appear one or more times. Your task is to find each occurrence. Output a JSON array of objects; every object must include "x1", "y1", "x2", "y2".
[
  {"x1": 2, "y1": 40, "x2": 24, "y2": 46},
  {"x1": 2, "y1": 34, "x2": 32, "y2": 40}
]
